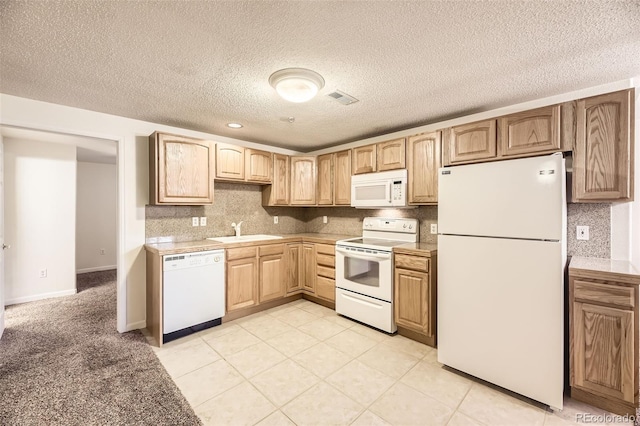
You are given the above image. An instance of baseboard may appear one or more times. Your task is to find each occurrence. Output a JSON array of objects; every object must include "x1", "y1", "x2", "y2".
[
  {"x1": 77, "y1": 265, "x2": 117, "y2": 274},
  {"x1": 126, "y1": 320, "x2": 146, "y2": 332},
  {"x1": 6, "y1": 289, "x2": 77, "y2": 306},
  {"x1": 0, "y1": 309, "x2": 5, "y2": 339}
]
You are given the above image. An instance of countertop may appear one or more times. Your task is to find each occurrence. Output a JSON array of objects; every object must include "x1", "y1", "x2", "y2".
[
  {"x1": 569, "y1": 256, "x2": 640, "y2": 284},
  {"x1": 144, "y1": 233, "x2": 356, "y2": 255},
  {"x1": 394, "y1": 242, "x2": 438, "y2": 256}
]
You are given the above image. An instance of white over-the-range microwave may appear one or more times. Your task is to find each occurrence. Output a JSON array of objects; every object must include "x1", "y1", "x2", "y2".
[{"x1": 351, "y1": 169, "x2": 408, "y2": 208}]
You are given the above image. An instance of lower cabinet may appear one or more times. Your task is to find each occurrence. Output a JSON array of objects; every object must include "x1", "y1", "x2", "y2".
[
  {"x1": 301, "y1": 244, "x2": 316, "y2": 293},
  {"x1": 315, "y1": 243, "x2": 336, "y2": 302},
  {"x1": 259, "y1": 244, "x2": 286, "y2": 303},
  {"x1": 285, "y1": 243, "x2": 302, "y2": 294},
  {"x1": 569, "y1": 264, "x2": 639, "y2": 416},
  {"x1": 227, "y1": 256, "x2": 259, "y2": 312},
  {"x1": 393, "y1": 250, "x2": 437, "y2": 347}
]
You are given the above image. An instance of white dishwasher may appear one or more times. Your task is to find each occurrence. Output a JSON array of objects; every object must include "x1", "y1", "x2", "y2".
[{"x1": 163, "y1": 249, "x2": 225, "y2": 342}]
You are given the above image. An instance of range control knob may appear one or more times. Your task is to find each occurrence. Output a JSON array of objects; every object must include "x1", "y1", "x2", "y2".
[
  {"x1": 409, "y1": 225, "x2": 413, "y2": 229},
  {"x1": 403, "y1": 224, "x2": 407, "y2": 228}
]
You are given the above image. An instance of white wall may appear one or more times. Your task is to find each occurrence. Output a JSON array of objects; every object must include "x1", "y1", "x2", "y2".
[
  {"x1": 76, "y1": 161, "x2": 117, "y2": 273},
  {"x1": 4, "y1": 139, "x2": 77, "y2": 304},
  {"x1": 0, "y1": 134, "x2": 5, "y2": 338}
]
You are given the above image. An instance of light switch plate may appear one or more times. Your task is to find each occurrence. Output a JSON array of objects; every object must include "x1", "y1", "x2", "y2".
[
  {"x1": 192, "y1": 217, "x2": 199, "y2": 227},
  {"x1": 200, "y1": 217, "x2": 207, "y2": 226},
  {"x1": 274, "y1": 216, "x2": 279, "y2": 224},
  {"x1": 323, "y1": 216, "x2": 328, "y2": 224},
  {"x1": 577, "y1": 225, "x2": 589, "y2": 241}
]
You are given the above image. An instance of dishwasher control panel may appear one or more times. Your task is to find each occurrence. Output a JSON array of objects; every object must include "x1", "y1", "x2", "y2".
[{"x1": 163, "y1": 249, "x2": 225, "y2": 271}]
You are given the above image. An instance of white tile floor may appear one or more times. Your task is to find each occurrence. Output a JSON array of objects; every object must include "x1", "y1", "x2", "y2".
[{"x1": 150, "y1": 300, "x2": 630, "y2": 426}]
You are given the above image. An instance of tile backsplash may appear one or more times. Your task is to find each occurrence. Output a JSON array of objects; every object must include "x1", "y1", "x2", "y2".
[{"x1": 147, "y1": 183, "x2": 612, "y2": 257}]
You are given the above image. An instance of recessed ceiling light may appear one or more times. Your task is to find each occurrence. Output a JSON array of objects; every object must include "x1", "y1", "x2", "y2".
[
  {"x1": 227, "y1": 123, "x2": 243, "y2": 129},
  {"x1": 269, "y1": 68, "x2": 325, "y2": 103}
]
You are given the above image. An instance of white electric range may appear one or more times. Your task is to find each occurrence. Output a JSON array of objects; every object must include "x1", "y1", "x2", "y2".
[{"x1": 335, "y1": 217, "x2": 418, "y2": 333}]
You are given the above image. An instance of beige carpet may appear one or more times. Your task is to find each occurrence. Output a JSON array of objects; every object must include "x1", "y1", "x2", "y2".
[{"x1": 0, "y1": 270, "x2": 201, "y2": 425}]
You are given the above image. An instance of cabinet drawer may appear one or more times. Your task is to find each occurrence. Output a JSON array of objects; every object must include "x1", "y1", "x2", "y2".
[
  {"x1": 315, "y1": 244, "x2": 335, "y2": 255},
  {"x1": 395, "y1": 254, "x2": 429, "y2": 272},
  {"x1": 259, "y1": 244, "x2": 284, "y2": 257},
  {"x1": 574, "y1": 279, "x2": 634, "y2": 309},
  {"x1": 316, "y1": 276, "x2": 335, "y2": 302},
  {"x1": 317, "y1": 265, "x2": 335, "y2": 279},
  {"x1": 316, "y1": 254, "x2": 335, "y2": 267},
  {"x1": 227, "y1": 246, "x2": 257, "y2": 261}
]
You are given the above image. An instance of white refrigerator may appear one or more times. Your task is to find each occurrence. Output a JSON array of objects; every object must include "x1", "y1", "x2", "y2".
[{"x1": 437, "y1": 153, "x2": 566, "y2": 409}]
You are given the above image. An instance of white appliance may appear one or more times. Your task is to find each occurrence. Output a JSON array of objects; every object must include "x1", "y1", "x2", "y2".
[
  {"x1": 336, "y1": 217, "x2": 418, "y2": 333},
  {"x1": 437, "y1": 153, "x2": 566, "y2": 409},
  {"x1": 351, "y1": 169, "x2": 408, "y2": 208},
  {"x1": 163, "y1": 249, "x2": 225, "y2": 342}
]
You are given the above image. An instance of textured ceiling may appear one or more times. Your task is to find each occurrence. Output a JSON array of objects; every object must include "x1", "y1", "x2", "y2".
[{"x1": 1, "y1": 1, "x2": 639, "y2": 152}]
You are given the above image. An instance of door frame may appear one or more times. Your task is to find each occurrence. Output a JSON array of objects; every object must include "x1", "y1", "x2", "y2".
[{"x1": 1, "y1": 124, "x2": 126, "y2": 333}]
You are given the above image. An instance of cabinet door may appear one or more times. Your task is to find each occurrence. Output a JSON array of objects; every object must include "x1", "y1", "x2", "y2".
[
  {"x1": 408, "y1": 132, "x2": 441, "y2": 204},
  {"x1": 285, "y1": 243, "x2": 302, "y2": 294},
  {"x1": 152, "y1": 133, "x2": 215, "y2": 205},
  {"x1": 499, "y1": 105, "x2": 561, "y2": 157},
  {"x1": 316, "y1": 276, "x2": 335, "y2": 302},
  {"x1": 290, "y1": 156, "x2": 316, "y2": 205},
  {"x1": 573, "y1": 89, "x2": 633, "y2": 202},
  {"x1": 444, "y1": 119, "x2": 497, "y2": 165},
  {"x1": 334, "y1": 150, "x2": 352, "y2": 205},
  {"x1": 573, "y1": 301, "x2": 634, "y2": 403},
  {"x1": 394, "y1": 268, "x2": 431, "y2": 336},
  {"x1": 259, "y1": 254, "x2": 286, "y2": 302},
  {"x1": 377, "y1": 138, "x2": 406, "y2": 171},
  {"x1": 246, "y1": 149, "x2": 272, "y2": 183},
  {"x1": 265, "y1": 153, "x2": 290, "y2": 206},
  {"x1": 317, "y1": 153, "x2": 334, "y2": 205},
  {"x1": 216, "y1": 143, "x2": 245, "y2": 180},
  {"x1": 227, "y1": 257, "x2": 258, "y2": 312},
  {"x1": 301, "y1": 244, "x2": 316, "y2": 293},
  {"x1": 352, "y1": 144, "x2": 377, "y2": 174}
]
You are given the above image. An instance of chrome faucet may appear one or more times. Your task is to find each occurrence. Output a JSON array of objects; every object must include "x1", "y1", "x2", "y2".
[{"x1": 231, "y1": 221, "x2": 243, "y2": 237}]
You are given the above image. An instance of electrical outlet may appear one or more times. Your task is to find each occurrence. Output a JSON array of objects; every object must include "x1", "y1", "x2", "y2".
[
  {"x1": 39, "y1": 269, "x2": 47, "y2": 278},
  {"x1": 430, "y1": 224, "x2": 438, "y2": 234},
  {"x1": 200, "y1": 217, "x2": 207, "y2": 227},
  {"x1": 192, "y1": 217, "x2": 199, "y2": 227},
  {"x1": 577, "y1": 225, "x2": 590, "y2": 241},
  {"x1": 100, "y1": 248, "x2": 106, "y2": 255},
  {"x1": 274, "y1": 216, "x2": 279, "y2": 224},
  {"x1": 323, "y1": 216, "x2": 328, "y2": 224}
]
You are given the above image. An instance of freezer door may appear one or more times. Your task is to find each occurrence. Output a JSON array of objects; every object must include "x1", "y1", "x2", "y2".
[
  {"x1": 437, "y1": 234, "x2": 565, "y2": 409},
  {"x1": 438, "y1": 154, "x2": 566, "y2": 240}
]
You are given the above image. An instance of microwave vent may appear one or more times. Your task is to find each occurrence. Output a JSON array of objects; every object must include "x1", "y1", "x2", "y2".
[{"x1": 327, "y1": 90, "x2": 359, "y2": 105}]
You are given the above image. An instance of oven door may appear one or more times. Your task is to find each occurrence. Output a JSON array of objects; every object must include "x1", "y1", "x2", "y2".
[{"x1": 335, "y1": 245, "x2": 393, "y2": 302}]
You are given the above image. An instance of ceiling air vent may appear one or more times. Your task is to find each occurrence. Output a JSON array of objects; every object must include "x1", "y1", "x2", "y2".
[{"x1": 327, "y1": 90, "x2": 359, "y2": 105}]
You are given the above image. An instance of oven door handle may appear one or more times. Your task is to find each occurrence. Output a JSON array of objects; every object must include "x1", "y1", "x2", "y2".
[{"x1": 335, "y1": 247, "x2": 390, "y2": 261}]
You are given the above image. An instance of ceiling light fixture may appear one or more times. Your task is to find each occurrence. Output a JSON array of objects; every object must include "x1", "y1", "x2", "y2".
[
  {"x1": 227, "y1": 123, "x2": 243, "y2": 129},
  {"x1": 269, "y1": 68, "x2": 325, "y2": 103}
]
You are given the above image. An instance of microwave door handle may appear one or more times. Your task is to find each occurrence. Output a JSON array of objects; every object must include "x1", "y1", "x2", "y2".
[
  {"x1": 388, "y1": 182, "x2": 393, "y2": 203},
  {"x1": 336, "y1": 247, "x2": 390, "y2": 261}
]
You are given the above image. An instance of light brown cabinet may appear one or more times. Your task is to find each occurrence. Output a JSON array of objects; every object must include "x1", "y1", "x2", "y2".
[
  {"x1": 227, "y1": 256, "x2": 259, "y2": 312},
  {"x1": 258, "y1": 244, "x2": 286, "y2": 303},
  {"x1": 149, "y1": 132, "x2": 215, "y2": 205},
  {"x1": 377, "y1": 138, "x2": 406, "y2": 171},
  {"x1": 245, "y1": 149, "x2": 272, "y2": 183},
  {"x1": 569, "y1": 260, "x2": 640, "y2": 416},
  {"x1": 301, "y1": 244, "x2": 316, "y2": 293},
  {"x1": 334, "y1": 150, "x2": 352, "y2": 205},
  {"x1": 394, "y1": 250, "x2": 437, "y2": 347},
  {"x1": 352, "y1": 144, "x2": 377, "y2": 174},
  {"x1": 573, "y1": 89, "x2": 634, "y2": 202},
  {"x1": 407, "y1": 132, "x2": 441, "y2": 205},
  {"x1": 499, "y1": 105, "x2": 561, "y2": 157},
  {"x1": 263, "y1": 153, "x2": 290, "y2": 206},
  {"x1": 317, "y1": 153, "x2": 334, "y2": 205},
  {"x1": 285, "y1": 243, "x2": 302, "y2": 294},
  {"x1": 315, "y1": 243, "x2": 336, "y2": 302},
  {"x1": 444, "y1": 119, "x2": 497, "y2": 166},
  {"x1": 216, "y1": 143, "x2": 245, "y2": 181},
  {"x1": 290, "y1": 156, "x2": 317, "y2": 205}
]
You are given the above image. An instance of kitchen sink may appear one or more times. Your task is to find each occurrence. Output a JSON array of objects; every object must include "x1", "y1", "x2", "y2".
[{"x1": 206, "y1": 234, "x2": 283, "y2": 243}]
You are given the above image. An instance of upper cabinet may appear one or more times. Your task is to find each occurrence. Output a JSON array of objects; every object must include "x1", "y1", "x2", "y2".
[
  {"x1": 499, "y1": 105, "x2": 561, "y2": 157},
  {"x1": 216, "y1": 143, "x2": 272, "y2": 184},
  {"x1": 290, "y1": 156, "x2": 317, "y2": 205},
  {"x1": 263, "y1": 153, "x2": 290, "y2": 206},
  {"x1": 444, "y1": 119, "x2": 497, "y2": 166},
  {"x1": 334, "y1": 150, "x2": 352, "y2": 205},
  {"x1": 352, "y1": 144, "x2": 377, "y2": 174},
  {"x1": 408, "y1": 132, "x2": 441, "y2": 205},
  {"x1": 216, "y1": 143, "x2": 245, "y2": 180},
  {"x1": 377, "y1": 138, "x2": 406, "y2": 171},
  {"x1": 573, "y1": 89, "x2": 634, "y2": 203},
  {"x1": 149, "y1": 132, "x2": 215, "y2": 205},
  {"x1": 317, "y1": 153, "x2": 334, "y2": 205}
]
